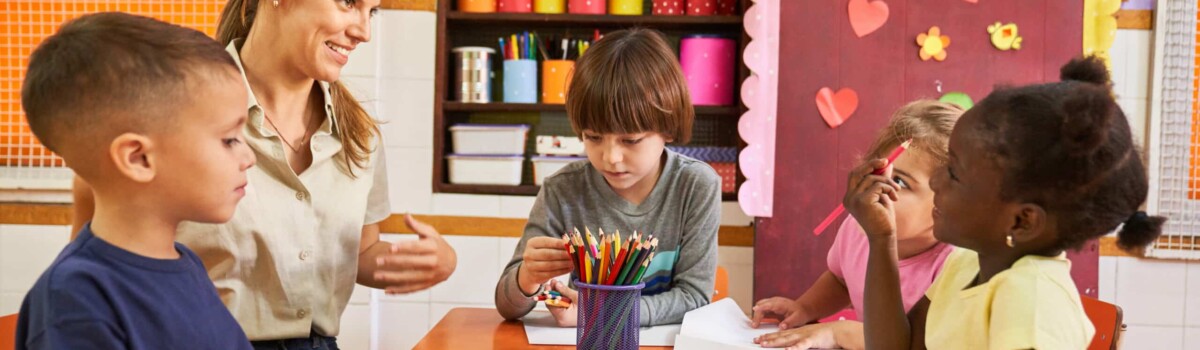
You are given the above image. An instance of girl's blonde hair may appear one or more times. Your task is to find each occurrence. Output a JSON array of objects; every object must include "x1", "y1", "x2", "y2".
[
  {"x1": 217, "y1": 0, "x2": 379, "y2": 177},
  {"x1": 862, "y1": 100, "x2": 964, "y2": 165}
]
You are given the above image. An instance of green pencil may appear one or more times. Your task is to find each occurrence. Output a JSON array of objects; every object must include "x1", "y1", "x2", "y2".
[
  {"x1": 629, "y1": 253, "x2": 653, "y2": 285},
  {"x1": 615, "y1": 242, "x2": 643, "y2": 285},
  {"x1": 621, "y1": 238, "x2": 656, "y2": 285}
]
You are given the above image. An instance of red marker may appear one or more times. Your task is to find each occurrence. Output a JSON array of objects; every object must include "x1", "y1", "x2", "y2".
[{"x1": 812, "y1": 139, "x2": 912, "y2": 235}]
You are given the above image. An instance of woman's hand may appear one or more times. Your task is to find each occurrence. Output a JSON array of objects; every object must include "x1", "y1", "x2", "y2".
[{"x1": 372, "y1": 215, "x2": 457, "y2": 294}]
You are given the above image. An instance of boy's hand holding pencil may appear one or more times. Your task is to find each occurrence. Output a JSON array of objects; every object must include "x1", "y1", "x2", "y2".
[{"x1": 517, "y1": 236, "x2": 575, "y2": 295}]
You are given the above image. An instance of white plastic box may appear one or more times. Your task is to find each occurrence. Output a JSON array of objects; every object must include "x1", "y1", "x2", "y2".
[
  {"x1": 446, "y1": 154, "x2": 524, "y2": 185},
  {"x1": 531, "y1": 156, "x2": 585, "y2": 185},
  {"x1": 535, "y1": 135, "x2": 585, "y2": 156},
  {"x1": 450, "y1": 124, "x2": 530, "y2": 155}
]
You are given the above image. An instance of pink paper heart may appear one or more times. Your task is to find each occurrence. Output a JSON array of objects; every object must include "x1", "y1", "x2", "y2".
[
  {"x1": 848, "y1": 0, "x2": 889, "y2": 38},
  {"x1": 816, "y1": 87, "x2": 859, "y2": 129}
]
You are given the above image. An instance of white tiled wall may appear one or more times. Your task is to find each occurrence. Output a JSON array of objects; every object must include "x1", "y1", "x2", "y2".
[
  {"x1": 1110, "y1": 29, "x2": 1153, "y2": 149},
  {"x1": 1094, "y1": 28, "x2": 1197, "y2": 350},
  {"x1": 1096, "y1": 256, "x2": 1198, "y2": 349},
  {"x1": 0, "y1": 224, "x2": 70, "y2": 315}
]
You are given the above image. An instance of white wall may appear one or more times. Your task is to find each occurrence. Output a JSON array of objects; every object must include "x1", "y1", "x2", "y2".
[{"x1": 1095, "y1": 28, "x2": 1199, "y2": 349}]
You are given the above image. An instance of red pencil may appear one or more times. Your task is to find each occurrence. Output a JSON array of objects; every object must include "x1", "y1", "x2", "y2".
[
  {"x1": 812, "y1": 139, "x2": 912, "y2": 235},
  {"x1": 573, "y1": 232, "x2": 585, "y2": 281},
  {"x1": 606, "y1": 234, "x2": 634, "y2": 285}
]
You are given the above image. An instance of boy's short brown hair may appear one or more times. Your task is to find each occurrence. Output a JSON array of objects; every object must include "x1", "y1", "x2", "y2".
[
  {"x1": 565, "y1": 28, "x2": 694, "y2": 143},
  {"x1": 22, "y1": 12, "x2": 238, "y2": 158}
]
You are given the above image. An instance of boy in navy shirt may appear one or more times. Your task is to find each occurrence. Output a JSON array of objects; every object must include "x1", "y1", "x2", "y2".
[{"x1": 15, "y1": 12, "x2": 255, "y2": 349}]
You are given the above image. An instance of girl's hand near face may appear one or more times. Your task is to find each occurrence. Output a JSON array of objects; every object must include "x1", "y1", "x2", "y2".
[{"x1": 843, "y1": 159, "x2": 902, "y2": 240}]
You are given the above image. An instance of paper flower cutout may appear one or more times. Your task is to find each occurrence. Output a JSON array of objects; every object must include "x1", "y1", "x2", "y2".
[
  {"x1": 917, "y1": 26, "x2": 951, "y2": 61},
  {"x1": 987, "y1": 22, "x2": 1022, "y2": 51}
]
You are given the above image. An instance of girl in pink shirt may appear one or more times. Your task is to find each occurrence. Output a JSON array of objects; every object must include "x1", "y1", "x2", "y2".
[{"x1": 752, "y1": 100, "x2": 962, "y2": 349}]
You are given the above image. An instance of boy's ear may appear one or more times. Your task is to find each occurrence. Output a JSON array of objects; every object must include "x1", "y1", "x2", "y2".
[
  {"x1": 1009, "y1": 203, "x2": 1049, "y2": 246},
  {"x1": 108, "y1": 133, "x2": 157, "y2": 183}
]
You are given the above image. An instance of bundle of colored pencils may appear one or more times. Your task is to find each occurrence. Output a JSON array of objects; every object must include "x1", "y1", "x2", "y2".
[
  {"x1": 534, "y1": 289, "x2": 572, "y2": 308},
  {"x1": 563, "y1": 227, "x2": 658, "y2": 286}
]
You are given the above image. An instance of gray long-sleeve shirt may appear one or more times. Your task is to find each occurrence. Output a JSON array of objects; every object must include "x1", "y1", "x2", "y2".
[{"x1": 494, "y1": 150, "x2": 721, "y2": 326}]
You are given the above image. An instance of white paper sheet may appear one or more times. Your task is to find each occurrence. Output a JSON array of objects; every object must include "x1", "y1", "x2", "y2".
[
  {"x1": 678, "y1": 298, "x2": 779, "y2": 348},
  {"x1": 521, "y1": 311, "x2": 681, "y2": 346},
  {"x1": 674, "y1": 333, "x2": 755, "y2": 350}
]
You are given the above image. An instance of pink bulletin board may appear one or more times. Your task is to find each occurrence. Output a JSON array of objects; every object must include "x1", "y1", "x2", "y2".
[{"x1": 753, "y1": 0, "x2": 1101, "y2": 302}]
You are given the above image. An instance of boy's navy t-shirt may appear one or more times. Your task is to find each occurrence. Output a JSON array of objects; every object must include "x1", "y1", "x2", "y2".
[{"x1": 15, "y1": 224, "x2": 251, "y2": 350}]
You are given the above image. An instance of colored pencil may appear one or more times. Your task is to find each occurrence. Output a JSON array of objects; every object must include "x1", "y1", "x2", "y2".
[
  {"x1": 599, "y1": 230, "x2": 610, "y2": 283},
  {"x1": 630, "y1": 253, "x2": 653, "y2": 284},
  {"x1": 812, "y1": 139, "x2": 912, "y2": 235}
]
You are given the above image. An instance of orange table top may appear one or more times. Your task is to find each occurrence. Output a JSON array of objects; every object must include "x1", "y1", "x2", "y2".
[{"x1": 412, "y1": 308, "x2": 673, "y2": 350}]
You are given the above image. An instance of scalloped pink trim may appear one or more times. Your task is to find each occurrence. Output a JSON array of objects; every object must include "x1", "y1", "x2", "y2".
[{"x1": 737, "y1": 0, "x2": 779, "y2": 217}]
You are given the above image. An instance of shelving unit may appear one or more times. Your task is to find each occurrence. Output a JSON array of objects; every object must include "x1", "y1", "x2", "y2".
[{"x1": 433, "y1": 1, "x2": 750, "y2": 199}]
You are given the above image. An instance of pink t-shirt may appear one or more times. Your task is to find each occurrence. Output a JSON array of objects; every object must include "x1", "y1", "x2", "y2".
[{"x1": 826, "y1": 216, "x2": 954, "y2": 321}]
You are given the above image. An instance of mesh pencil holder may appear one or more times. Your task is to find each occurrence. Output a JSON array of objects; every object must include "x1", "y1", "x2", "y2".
[{"x1": 575, "y1": 281, "x2": 644, "y2": 350}]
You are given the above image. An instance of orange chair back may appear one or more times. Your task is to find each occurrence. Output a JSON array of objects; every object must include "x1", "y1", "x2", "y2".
[
  {"x1": 1, "y1": 313, "x2": 18, "y2": 350},
  {"x1": 713, "y1": 266, "x2": 729, "y2": 302},
  {"x1": 1081, "y1": 296, "x2": 1123, "y2": 350}
]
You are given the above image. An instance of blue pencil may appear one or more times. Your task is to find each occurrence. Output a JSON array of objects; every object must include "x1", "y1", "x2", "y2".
[{"x1": 498, "y1": 37, "x2": 507, "y2": 60}]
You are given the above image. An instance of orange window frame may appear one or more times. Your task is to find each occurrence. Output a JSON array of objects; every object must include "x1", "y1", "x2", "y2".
[{"x1": 1, "y1": 1, "x2": 226, "y2": 167}]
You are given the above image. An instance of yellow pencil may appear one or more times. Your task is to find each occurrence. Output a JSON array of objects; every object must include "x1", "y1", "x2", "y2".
[{"x1": 583, "y1": 246, "x2": 592, "y2": 283}]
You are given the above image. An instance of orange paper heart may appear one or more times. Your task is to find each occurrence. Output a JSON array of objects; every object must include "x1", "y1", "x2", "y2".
[
  {"x1": 816, "y1": 87, "x2": 859, "y2": 129},
  {"x1": 848, "y1": 0, "x2": 889, "y2": 38}
]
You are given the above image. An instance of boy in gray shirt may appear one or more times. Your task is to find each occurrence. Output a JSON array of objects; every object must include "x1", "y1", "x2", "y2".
[{"x1": 494, "y1": 28, "x2": 721, "y2": 326}]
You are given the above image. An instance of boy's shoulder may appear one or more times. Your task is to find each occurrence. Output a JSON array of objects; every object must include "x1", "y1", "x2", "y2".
[
  {"x1": 670, "y1": 152, "x2": 721, "y2": 185},
  {"x1": 31, "y1": 233, "x2": 203, "y2": 297},
  {"x1": 29, "y1": 241, "x2": 118, "y2": 302},
  {"x1": 20, "y1": 240, "x2": 119, "y2": 333}
]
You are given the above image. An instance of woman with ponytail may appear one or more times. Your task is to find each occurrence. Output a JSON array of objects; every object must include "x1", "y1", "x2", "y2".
[
  {"x1": 849, "y1": 55, "x2": 1165, "y2": 349},
  {"x1": 71, "y1": 1, "x2": 457, "y2": 348}
]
